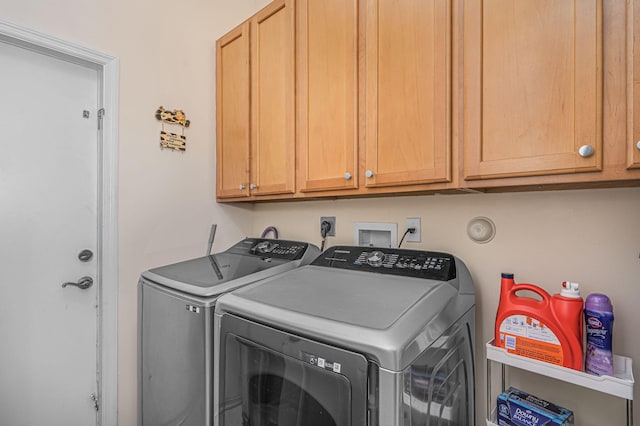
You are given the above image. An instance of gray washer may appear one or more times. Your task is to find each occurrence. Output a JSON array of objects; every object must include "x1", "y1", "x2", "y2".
[
  {"x1": 138, "y1": 238, "x2": 319, "y2": 426},
  {"x1": 215, "y1": 245, "x2": 476, "y2": 426}
]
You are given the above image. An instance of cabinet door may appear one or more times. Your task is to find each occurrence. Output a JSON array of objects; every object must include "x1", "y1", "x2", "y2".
[
  {"x1": 216, "y1": 22, "x2": 251, "y2": 198},
  {"x1": 463, "y1": 0, "x2": 603, "y2": 180},
  {"x1": 297, "y1": 0, "x2": 359, "y2": 192},
  {"x1": 250, "y1": 0, "x2": 296, "y2": 196},
  {"x1": 364, "y1": 0, "x2": 451, "y2": 188},
  {"x1": 630, "y1": 0, "x2": 640, "y2": 169}
]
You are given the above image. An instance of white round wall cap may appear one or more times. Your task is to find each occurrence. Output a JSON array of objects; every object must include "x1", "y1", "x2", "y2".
[{"x1": 467, "y1": 216, "x2": 496, "y2": 244}]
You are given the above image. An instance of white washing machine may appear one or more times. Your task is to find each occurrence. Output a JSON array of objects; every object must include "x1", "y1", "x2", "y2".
[
  {"x1": 214, "y1": 245, "x2": 476, "y2": 426},
  {"x1": 138, "y1": 237, "x2": 319, "y2": 426}
]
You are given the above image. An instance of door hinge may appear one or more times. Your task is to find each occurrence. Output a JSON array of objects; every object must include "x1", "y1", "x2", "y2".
[
  {"x1": 97, "y1": 108, "x2": 105, "y2": 130},
  {"x1": 90, "y1": 393, "x2": 100, "y2": 411}
]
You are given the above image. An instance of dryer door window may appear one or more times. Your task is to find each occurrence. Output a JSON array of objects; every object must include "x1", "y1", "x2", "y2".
[
  {"x1": 218, "y1": 315, "x2": 369, "y2": 426},
  {"x1": 240, "y1": 341, "x2": 348, "y2": 426}
]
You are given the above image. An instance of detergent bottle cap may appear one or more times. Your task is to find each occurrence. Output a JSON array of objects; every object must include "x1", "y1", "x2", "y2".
[
  {"x1": 501, "y1": 273, "x2": 514, "y2": 279},
  {"x1": 585, "y1": 293, "x2": 613, "y2": 311},
  {"x1": 560, "y1": 281, "x2": 581, "y2": 298}
]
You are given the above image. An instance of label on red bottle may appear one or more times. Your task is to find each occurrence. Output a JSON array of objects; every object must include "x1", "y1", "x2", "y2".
[{"x1": 498, "y1": 314, "x2": 564, "y2": 365}]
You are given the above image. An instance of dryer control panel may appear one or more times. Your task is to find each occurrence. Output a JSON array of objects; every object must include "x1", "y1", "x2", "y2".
[
  {"x1": 312, "y1": 245, "x2": 456, "y2": 281},
  {"x1": 229, "y1": 238, "x2": 310, "y2": 260}
]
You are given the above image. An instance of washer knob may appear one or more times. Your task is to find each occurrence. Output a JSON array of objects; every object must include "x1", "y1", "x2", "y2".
[
  {"x1": 254, "y1": 241, "x2": 275, "y2": 253},
  {"x1": 366, "y1": 251, "x2": 385, "y2": 267}
]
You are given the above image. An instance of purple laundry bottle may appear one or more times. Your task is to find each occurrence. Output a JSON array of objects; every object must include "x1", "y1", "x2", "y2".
[{"x1": 584, "y1": 293, "x2": 614, "y2": 376}]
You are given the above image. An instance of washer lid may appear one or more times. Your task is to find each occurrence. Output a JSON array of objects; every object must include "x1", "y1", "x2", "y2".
[
  {"x1": 142, "y1": 253, "x2": 288, "y2": 295},
  {"x1": 141, "y1": 238, "x2": 317, "y2": 297},
  {"x1": 233, "y1": 266, "x2": 446, "y2": 330}
]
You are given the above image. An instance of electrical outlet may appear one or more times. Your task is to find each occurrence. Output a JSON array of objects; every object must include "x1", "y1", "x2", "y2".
[
  {"x1": 405, "y1": 217, "x2": 421, "y2": 243},
  {"x1": 320, "y1": 216, "x2": 336, "y2": 237}
]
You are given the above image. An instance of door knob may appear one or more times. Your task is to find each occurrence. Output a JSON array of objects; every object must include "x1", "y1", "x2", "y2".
[
  {"x1": 249, "y1": 184, "x2": 257, "y2": 190},
  {"x1": 62, "y1": 276, "x2": 94, "y2": 290},
  {"x1": 365, "y1": 170, "x2": 374, "y2": 178},
  {"x1": 344, "y1": 172, "x2": 352, "y2": 180}
]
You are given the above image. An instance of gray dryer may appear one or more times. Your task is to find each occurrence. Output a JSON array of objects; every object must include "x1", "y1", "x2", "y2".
[
  {"x1": 214, "y1": 245, "x2": 476, "y2": 426},
  {"x1": 138, "y1": 238, "x2": 319, "y2": 426}
]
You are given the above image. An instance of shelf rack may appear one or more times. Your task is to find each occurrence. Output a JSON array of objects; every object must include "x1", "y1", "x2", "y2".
[{"x1": 485, "y1": 339, "x2": 634, "y2": 426}]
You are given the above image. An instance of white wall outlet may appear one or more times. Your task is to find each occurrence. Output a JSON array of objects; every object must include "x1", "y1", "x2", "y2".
[{"x1": 405, "y1": 217, "x2": 421, "y2": 243}]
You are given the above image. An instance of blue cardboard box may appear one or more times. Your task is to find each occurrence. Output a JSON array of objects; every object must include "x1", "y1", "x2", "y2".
[{"x1": 497, "y1": 387, "x2": 574, "y2": 426}]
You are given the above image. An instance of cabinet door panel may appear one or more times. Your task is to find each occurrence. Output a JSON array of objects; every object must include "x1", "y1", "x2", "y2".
[
  {"x1": 364, "y1": 0, "x2": 451, "y2": 187},
  {"x1": 251, "y1": 0, "x2": 295, "y2": 195},
  {"x1": 464, "y1": 0, "x2": 602, "y2": 180},
  {"x1": 217, "y1": 23, "x2": 251, "y2": 198},
  {"x1": 297, "y1": 0, "x2": 359, "y2": 192},
  {"x1": 630, "y1": 0, "x2": 640, "y2": 169}
]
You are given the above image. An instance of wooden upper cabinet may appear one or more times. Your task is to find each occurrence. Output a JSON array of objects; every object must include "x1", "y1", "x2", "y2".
[
  {"x1": 250, "y1": 0, "x2": 296, "y2": 196},
  {"x1": 463, "y1": 0, "x2": 603, "y2": 180},
  {"x1": 297, "y1": 0, "x2": 359, "y2": 192},
  {"x1": 364, "y1": 0, "x2": 451, "y2": 188},
  {"x1": 216, "y1": 22, "x2": 251, "y2": 199},
  {"x1": 216, "y1": 0, "x2": 294, "y2": 200},
  {"x1": 216, "y1": 0, "x2": 635, "y2": 203},
  {"x1": 630, "y1": 0, "x2": 640, "y2": 169}
]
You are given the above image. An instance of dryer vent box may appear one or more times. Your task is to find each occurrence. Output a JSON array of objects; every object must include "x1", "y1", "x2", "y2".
[{"x1": 353, "y1": 222, "x2": 397, "y2": 248}]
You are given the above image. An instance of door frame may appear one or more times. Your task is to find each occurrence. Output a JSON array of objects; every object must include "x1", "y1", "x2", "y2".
[{"x1": 0, "y1": 18, "x2": 119, "y2": 425}]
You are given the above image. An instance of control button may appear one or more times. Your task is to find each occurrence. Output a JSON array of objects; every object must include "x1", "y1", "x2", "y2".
[
  {"x1": 366, "y1": 251, "x2": 386, "y2": 267},
  {"x1": 254, "y1": 241, "x2": 276, "y2": 253}
]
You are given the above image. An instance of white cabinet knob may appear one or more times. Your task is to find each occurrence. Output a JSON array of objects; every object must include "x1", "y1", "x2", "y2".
[
  {"x1": 365, "y1": 170, "x2": 374, "y2": 178},
  {"x1": 239, "y1": 184, "x2": 246, "y2": 190},
  {"x1": 636, "y1": 140, "x2": 640, "y2": 151},
  {"x1": 578, "y1": 145, "x2": 594, "y2": 158},
  {"x1": 250, "y1": 184, "x2": 257, "y2": 190},
  {"x1": 344, "y1": 172, "x2": 352, "y2": 180}
]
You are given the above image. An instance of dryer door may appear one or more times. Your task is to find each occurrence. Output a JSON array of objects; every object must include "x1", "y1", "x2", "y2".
[{"x1": 217, "y1": 314, "x2": 370, "y2": 426}]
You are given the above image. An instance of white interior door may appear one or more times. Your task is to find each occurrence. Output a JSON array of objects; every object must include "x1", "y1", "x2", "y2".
[{"x1": 0, "y1": 40, "x2": 100, "y2": 426}]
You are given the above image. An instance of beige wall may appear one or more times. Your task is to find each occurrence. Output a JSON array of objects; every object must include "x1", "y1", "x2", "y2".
[
  {"x1": 253, "y1": 187, "x2": 640, "y2": 425},
  {"x1": 2, "y1": 1, "x2": 639, "y2": 425}
]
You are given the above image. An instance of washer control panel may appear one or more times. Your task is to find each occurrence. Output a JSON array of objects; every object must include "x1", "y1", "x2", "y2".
[
  {"x1": 312, "y1": 246, "x2": 456, "y2": 281},
  {"x1": 229, "y1": 238, "x2": 309, "y2": 260}
]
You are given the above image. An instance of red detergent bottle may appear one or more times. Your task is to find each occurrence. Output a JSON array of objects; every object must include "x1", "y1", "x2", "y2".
[{"x1": 494, "y1": 273, "x2": 584, "y2": 370}]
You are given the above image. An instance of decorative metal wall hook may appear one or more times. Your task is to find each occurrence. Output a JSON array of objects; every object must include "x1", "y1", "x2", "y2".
[
  {"x1": 156, "y1": 106, "x2": 190, "y2": 152},
  {"x1": 156, "y1": 106, "x2": 190, "y2": 127}
]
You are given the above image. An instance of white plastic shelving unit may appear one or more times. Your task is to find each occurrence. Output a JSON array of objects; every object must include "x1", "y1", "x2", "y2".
[{"x1": 485, "y1": 339, "x2": 635, "y2": 426}]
